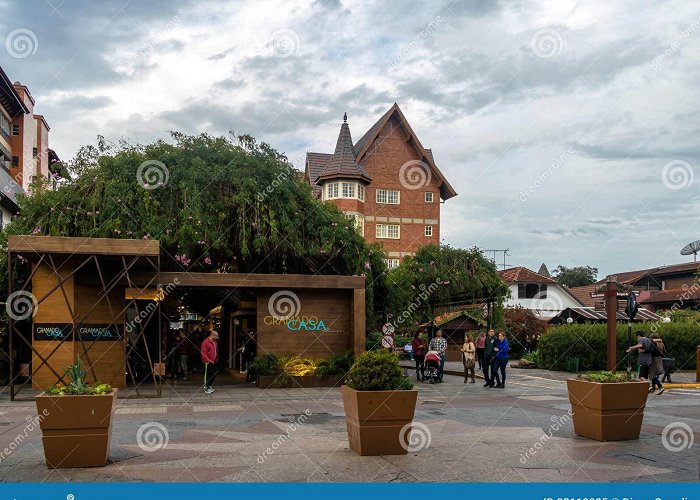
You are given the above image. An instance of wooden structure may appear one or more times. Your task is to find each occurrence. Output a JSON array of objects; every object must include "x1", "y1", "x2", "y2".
[{"x1": 6, "y1": 236, "x2": 365, "y2": 400}]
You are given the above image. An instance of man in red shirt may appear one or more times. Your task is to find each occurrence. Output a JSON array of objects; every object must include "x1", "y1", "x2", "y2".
[{"x1": 201, "y1": 330, "x2": 219, "y2": 394}]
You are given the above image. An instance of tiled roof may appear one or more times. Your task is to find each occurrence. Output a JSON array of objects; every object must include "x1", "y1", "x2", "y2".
[
  {"x1": 568, "y1": 284, "x2": 597, "y2": 307},
  {"x1": 639, "y1": 287, "x2": 700, "y2": 304},
  {"x1": 306, "y1": 152, "x2": 332, "y2": 184},
  {"x1": 555, "y1": 306, "x2": 661, "y2": 322},
  {"x1": 598, "y1": 262, "x2": 699, "y2": 285},
  {"x1": 498, "y1": 266, "x2": 557, "y2": 284},
  {"x1": 353, "y1": 105, "x2": 394, "y2": 157},
  {"x1": 317, "y1": 121, "x2": 371, "y2": 183}
]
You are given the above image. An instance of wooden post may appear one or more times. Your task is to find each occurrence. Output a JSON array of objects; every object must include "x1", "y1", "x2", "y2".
[
  {"x1": 606, "y1": 279, "x2": 618, "y2": 371},
  {"x1": 696, "y1": 346, "x2": 699, "y2": 383}
]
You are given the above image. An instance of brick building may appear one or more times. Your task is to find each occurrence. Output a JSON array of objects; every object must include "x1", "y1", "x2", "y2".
[{"x1": 305, "y1": 103, "x2": 456, "y2": 268}]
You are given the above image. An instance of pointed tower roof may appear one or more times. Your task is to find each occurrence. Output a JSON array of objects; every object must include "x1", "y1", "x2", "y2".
[
  {"x1": 538, "y1": 263, "x2": 551, "y2": 277},
  {"x1": 316, "y1": 113, "x2": 372, "y2": 184}
]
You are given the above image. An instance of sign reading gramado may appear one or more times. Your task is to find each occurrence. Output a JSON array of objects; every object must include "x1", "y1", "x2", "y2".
[{"x1": 33, "y1": 324, "x2": 123, "y2": 341}]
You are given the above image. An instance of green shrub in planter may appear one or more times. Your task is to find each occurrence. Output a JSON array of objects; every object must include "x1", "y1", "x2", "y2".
[{"x1": 345, "y1": 350, "x2": 413, "y2": 391}]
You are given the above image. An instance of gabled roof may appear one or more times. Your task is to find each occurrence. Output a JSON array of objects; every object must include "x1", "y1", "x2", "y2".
[
  {"x1": 568, "y1": 284, "x2": 597, "y2": 307},
  {"x1": 353, "y1": 103, "x2": 457, "y2": 200},
  {"x1": 498, "y1": 266, "x2": 557, "y2": 284},
  {"x1": 597, "y1": 262, "x2": 699, "y2": 286},
  {"x1": 553, "y1": 306, "x2": 661, "y2": 322},
  {"x1": 316, "y1": 117, "x2": 371, "y2": 183},
  {"x1": 306, "y1": 152, "x2": 332, "y2": 184}
]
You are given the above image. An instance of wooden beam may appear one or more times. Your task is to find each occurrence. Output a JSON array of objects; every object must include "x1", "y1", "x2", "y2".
[
  {"x1": 135, "y1": 272, "x2": 366, "y2": 290},
  {"x1": 7, "y1": 235, "x2": 159, "y2": 257},
  {"x1": 352, "y1": 288, "x2": 366, "y2": 355}
]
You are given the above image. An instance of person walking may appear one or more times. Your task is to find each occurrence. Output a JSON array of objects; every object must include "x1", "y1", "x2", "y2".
[
  {"x1": 525, "y1": 334, "x2": 532, "y2": 354},
  {"x1": 493, "y1": 331, "x2": 509, "y2": 388},
  {"x1": 201, "y1": 330, "x2": 219, "y2": 394},
  {"x1": 175, "y1": 330, "x2": 189, "y2": 380},
  {"x1": 461, "y1": 334, "x2": 476, "y2": 383},
  {"x1": 428, "y1": 329, "x2": 447, "y2": 383},
  {"x1": 476, "y1": 331, "x2": 486, "y2": 370},
  {"x1": 482, "y1": 329, "x2": 497, "y2": 387},
  {"x1": 411, "y1": 331, "x2": 426, "y2": 382},
  {"x1": 626, "y1": 331, "x2": 653, "y2": 384},
  {"x1": 649, "y1": 333, "x2": 665, "y2": 394}
]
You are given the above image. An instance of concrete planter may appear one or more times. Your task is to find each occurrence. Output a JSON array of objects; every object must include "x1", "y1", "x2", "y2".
[
  {"x1": 341, "y1": 385, "x2": 418, "y2": 456},
  {"x1": 35, "y1": 390, "x2": 117, "y2": 468},
  {"x1": 566, "y1": 379, "x2": 649, "y2": 441},
  {"x1": 256, "y1": 374, "x2": 345, "y2": 389}
]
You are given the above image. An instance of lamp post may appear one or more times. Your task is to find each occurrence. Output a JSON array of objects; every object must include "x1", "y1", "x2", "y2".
[{"x1": 624, "y1": 292, "x2": 639, "y2": 379}]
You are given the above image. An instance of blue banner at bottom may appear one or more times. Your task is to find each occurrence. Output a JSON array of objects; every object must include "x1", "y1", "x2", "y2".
[{"x1": 0, "y1": 483, "x2": 697, "y2": 500}]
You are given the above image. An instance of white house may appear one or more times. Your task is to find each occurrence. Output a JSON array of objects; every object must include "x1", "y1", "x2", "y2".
[{"x1": 498, "y1": 266, "x2": 584, "y2": 319}]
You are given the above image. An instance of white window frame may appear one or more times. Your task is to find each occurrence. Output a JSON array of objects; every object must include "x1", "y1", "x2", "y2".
[
  {"x1": 424, "y1": 225, "x2": 433, "y2": 237},
  {"x1": 376, "y1": 189, "x2": 400, "y2": 205},
  {"x1": 357, "y1": 184, "x2": 365, "y2": 202},
  {"x1": 344, "y1": 213, "x2": 364, "y2": 236},
  {"x1": 326, "y1": 182, "x2": 339, "y2": 199},
  {"x1": 425, "y1": 192, "x2": 434, "y2": 203},
  {"x1": 376, "y1": 224, "x2": 400, "y2": 239},
  {"x1": 385, "y1": 258, "x2": 400, "y2": 269},
  {"x1": 342, "y1": 181, "x2": 355, "y2": 198}
]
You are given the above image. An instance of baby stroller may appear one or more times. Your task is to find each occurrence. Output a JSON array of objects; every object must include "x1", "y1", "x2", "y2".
[{"x1": 423, "y1": 350, "x2": 441, "y2": 384}]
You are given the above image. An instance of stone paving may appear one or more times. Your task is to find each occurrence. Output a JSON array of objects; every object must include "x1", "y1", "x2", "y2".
[{"x1": 0, "y1": 368, "x2": 697, "y2": 483}]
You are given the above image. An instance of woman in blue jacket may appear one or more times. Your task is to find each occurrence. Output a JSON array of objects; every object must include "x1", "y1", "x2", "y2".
[{"x1": 493, "y1": 331, "x2": 509, "y2": 388}]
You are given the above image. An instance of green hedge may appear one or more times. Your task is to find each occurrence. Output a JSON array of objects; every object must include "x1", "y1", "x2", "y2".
[{"x1": 539, "y1": 322, "x2": 699, "y2": 371}]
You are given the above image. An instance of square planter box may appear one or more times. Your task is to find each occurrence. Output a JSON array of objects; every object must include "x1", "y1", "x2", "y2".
[
  {"x1": 35, "y1": 391, "x2": 117, "y2": 468},
  {"x1": 341, "y1": 385, "x2": 418, "y2": 456},
  {"x1": 566, "y1": 379, "x2": 649, "y2": 441},
  {"x1": 256, "y1": 374, "x2": 345, "y2": 389}
]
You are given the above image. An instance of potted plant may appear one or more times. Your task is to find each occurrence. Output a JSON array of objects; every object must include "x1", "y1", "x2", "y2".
[
  {"x1": 566, "y1": 371, "x2": 649, "y2": 441},
  {"x1": 35, "y1": 358, "x2": 116, "y2": 468},
  {"x1": 341, "y1": 350, "x2": 417, "y2": 456}
]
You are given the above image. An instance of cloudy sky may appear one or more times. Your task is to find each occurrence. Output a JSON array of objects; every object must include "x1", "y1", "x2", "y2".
[{"x1": 2, "y1": 0, "x2": 699, "y2": 278}]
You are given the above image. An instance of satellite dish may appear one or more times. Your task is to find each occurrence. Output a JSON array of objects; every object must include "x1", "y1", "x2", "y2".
[{"x1": 680, "y1": 240, "x2": 700, "y2": 262}]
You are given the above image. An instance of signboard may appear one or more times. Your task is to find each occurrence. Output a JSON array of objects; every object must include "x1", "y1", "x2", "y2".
[
  {"x1": 381, "y1": 335, "x2": 395, "y2": 349},
  {"x1": 76, "y1": 324, "x2": 123, "y2": 341},
  {"x1": 33, "y1": 323, "x2": 72, "y2": 341},
  {"x1": 382, "y1": 323, "x2": 395, "y2": 335},
  {"x1": 33, "y1": 324, "x2": 123, "y2": 341}
]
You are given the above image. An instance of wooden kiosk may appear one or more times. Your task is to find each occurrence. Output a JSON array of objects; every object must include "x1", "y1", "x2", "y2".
[{"x1": 6, "y1": 235, "x2": 366, "y2": 400}]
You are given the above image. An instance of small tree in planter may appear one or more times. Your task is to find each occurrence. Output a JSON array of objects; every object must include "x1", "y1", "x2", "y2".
[
  {"x1": 567, "y1": 371, "x2": 649, "y2": 442},
  {"x1": 35, "y1": 358, "x2": 116, "y2": 468},
  {"x1": 341, "y1": 350, "x2": 416, "y2": 456}
]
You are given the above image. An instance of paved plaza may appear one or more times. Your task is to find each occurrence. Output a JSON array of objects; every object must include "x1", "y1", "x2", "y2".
[{"x1": 0, "y1": 367, "x2": 697, "y2": 483}]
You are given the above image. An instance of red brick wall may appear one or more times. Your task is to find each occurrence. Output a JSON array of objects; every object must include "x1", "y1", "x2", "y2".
[{"x1": 358, "y1": 116, "x2": 441, "y2": 256}]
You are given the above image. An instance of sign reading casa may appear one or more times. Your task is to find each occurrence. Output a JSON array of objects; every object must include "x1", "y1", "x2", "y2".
[{"x1": 263, "y1": 315, "x2": 329, "y2": 332}]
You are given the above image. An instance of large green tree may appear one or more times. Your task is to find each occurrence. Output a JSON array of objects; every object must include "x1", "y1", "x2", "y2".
[
  {"x1": 0, "y1": 133, "x2": 388, "y2": 319},
  {"x1": 385, "y1": 244, "x2": 509, "y2": 331},
  {"x1": 552, "y1": 265, "x2": 598, "y2": 288}
]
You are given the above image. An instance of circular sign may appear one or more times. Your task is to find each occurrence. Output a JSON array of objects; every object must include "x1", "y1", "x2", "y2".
[
  {"x1": 381, "y1": 335, "x2": 395, "y2": 349},
  {"x1": 382, "y1": 323, "x2": 395, "y2": 335}
]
